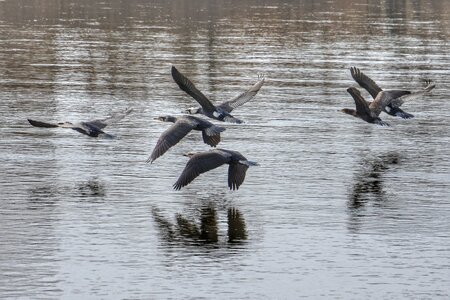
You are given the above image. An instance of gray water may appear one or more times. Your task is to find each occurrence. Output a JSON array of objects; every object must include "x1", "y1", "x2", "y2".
[{"x1": 1, "y1": 0, "x2": 450, "y2": 299}]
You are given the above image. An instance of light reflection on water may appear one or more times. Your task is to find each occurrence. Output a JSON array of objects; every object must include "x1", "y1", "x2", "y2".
[{"x1": 1, "y1": 0, "x2": 450, "y2": 299}]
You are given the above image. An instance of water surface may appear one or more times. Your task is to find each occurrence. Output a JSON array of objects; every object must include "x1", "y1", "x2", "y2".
[{"x1": 1, "y1": 0, "x2": 449, "y2": 299}]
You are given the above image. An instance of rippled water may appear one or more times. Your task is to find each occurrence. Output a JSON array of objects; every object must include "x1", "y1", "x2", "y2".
[{"x1": 1, "y1": 0, "x2": 450, "y2": 298}]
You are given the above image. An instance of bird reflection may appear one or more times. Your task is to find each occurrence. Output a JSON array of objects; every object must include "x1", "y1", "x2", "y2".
[
  {"x1": 177, "y1": 205, "x2": 218, "y2": 243},
  {"x1": 227, "y1": 207, "x2": 247, "y2": 242},
  {"x1": 151, "y1": 204, "x2": 247, "y2": 247},
  {"x1": 76, "y1": 178, "x2": 106, "y2": 198},
  {"x1": 349, "y1": 152, "x2": 400, "y2": 209}
]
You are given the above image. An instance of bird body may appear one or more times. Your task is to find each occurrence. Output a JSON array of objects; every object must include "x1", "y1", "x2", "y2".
[
  {"x1": 148, "y1": 115, "x2": 225, "y2": 163},
  {"x1": 173, "y1": 149, "x2": 258, "y2": 190},
  {"x1": 350, "y1": 66, "x2": 434, "y2": 119},
  {"x1": 171, "y1": 66, "x2": 264, "y2": 124},
  {"x1": 342, "y1": 87, "x2": 411, "y2": 126},
  {"x1": 27, "y1": 107, "x2": 133, "y2": 137}
]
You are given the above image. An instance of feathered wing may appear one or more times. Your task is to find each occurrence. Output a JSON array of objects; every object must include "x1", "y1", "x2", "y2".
[
  {"x1": 201, "y1": 125, "x2": 225, "y2": 147},
  {"x1": 391, "y1": 81, "x2": 435, "y2": 107},
  {"x1": 218, "y1": 77, "x2": 265, "y2": 113},
  {"x1": 173, "y1": 151, "x2": 230, "y2": 190},
  {"x1": 88, "y1": 107, "x2": 133, "y2": 129},
  {"x1": 147, "y1": 121, "x2": 195, "y2": 163},
  {"x1": 346, "y1": 87, "x2": 372, "y2": 116},
  {"x1": 228, "y1": 163, "x2": 249, "y2": 190},
  {"x1": 350, "y1": 67, "x2": 383, "y2": 99},
  {"x1": 370, "y1": 90, "x2": 411, "y2": 117},
  {"x1": 27, "y1": 119, "x2": 59, "y2": 128},
  {"x1": 78, "y1": 122, "x2": 106, "y2": 136},
  {"x1": 171, "y1": 66, "x2": 216, "y2": 113}
]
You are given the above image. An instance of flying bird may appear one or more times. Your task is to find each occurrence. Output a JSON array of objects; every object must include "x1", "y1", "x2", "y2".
[
  {"x1": 173, "y1": 149, "x2": 258, "y2": 190},
  {"x1": 350, "y1": 66, "x2": 435, "y2": 119},
  {"x1": 147, "y1": 115, "x2": 225, "y2": 163},
  {"x1": 27, "y1": 107, "x2": 133, "y2": 137},
  {"x1": 341, "y1": 87, "x2": 410, "y2": 126},
  {"x1": 171, "y1": 66, "x2": 264, "y2": 124}
]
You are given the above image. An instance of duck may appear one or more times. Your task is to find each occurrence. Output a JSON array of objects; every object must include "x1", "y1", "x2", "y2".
[
  {"x1": 173, "y1": 149, "x2": 258, "y2": 190},
  {"x1": 148, "y1": 115, "x2": 225, "y2": 163},
  {"x1": 27, "y1": 107, "x2": 133, "y2": 138},
  {"x1": 350, "y1": 66, "x2": 435, "y2": 119},
  {"x1": 341, "y1": 87, "x2": 410, "y2": 126},
  {"x1": 171, "y1": 66, "x2": 264, "y2": 124}
]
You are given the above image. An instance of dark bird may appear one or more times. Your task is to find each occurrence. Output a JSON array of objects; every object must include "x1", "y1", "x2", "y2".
[
  {"x1": 171, "y1": 66, "x2": 264, "y2": 124},
  {"x1": 147, "y1": 115, "x2": 225, "y2": 163},
  {"x1": 27, "y1": 107, "x2": 133, "y2": 138},
  {"x1": 342, "y1": 87, "x2": 411, "y2": 126},
  {"x1": 350, "y1": 66, "x2": 435, "y2": 119},
  {"x1": 173, "y1": 149, "x2": 258, "y2": 190}
]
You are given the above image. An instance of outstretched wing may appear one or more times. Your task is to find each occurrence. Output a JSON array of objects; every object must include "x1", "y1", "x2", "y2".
[
  {"x1": 346, "y1": 87, "x2": 372, "y2": 116},
  {"x1": 218, "y1": 77, "x2": 265, "y2": 113},
  {"x1": 350, "y1": 67, "x2": 383, "y2": 99},
  {"x1": 148, "y1": 120, "x2": 195, "y2": 163},
  {"x1": 27, "y1": 119, "x2": 59, "y2": 128},
  {"x1": 171, "y1": 66, "x2": 216, "y2": 113},
  {"x1": 370, "y1": 90, "x2": 411, "y2": 117},
  {"x1": 391, "y1": 80, "x2": 435, "y2": 107},
  {"x1": 228, "y1": 163, "x2": 249, "y2": 190},
  {"x1": 201, "y1": 124, "x2": 225, "y2": 147},
  {"x1": 88, "y1": 107, "x2": 133, "y2": 129},
  {"x1": 173, "y1": 151, "x2": 230, "y2": 190}
]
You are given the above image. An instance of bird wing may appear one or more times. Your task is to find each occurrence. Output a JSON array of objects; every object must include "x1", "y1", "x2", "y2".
[
  {"x1": 27, "y1": 119, "x2": 59, "y2": 128},
  {"x1": 88, "y1": 107, "x2": 133, "y2": 129},
  {"x1": 228, "y1": 163, "x2": 249, "y2": 190},
  {"x1": 201, "y1": 130, "x2": 221, "y2": 147},
  {"x1": 350, "y1": 67, "x2": 383, "y2": 99},
  {"x1": 346, "y1": 87, "x2": 372, "y2": 116},
  {"x1": 171, "y1": 66, "x2": 216, "y2": 113},
  {"x1": 391, "y1": 81, "x2": 435, "y2": 107},
  {"x1": 148, "y1": 120, "x2": 195, "y2": 163},
  {"x1": 370, "y1": 90, "x2": 411, "y2": 116},
  {"x1": 173, "y1": 151, "x2": 230, "y2": 190},
  {"x1": 218, "y1": 77, "x2": 265, "y2": 113}
]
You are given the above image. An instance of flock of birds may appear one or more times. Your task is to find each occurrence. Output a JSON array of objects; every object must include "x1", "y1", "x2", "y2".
[{"x1": 27, "y1": 66, "x2": 434, "y2": 190}]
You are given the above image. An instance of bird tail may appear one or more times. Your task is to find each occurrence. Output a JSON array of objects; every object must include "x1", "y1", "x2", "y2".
[
  {"x1": 240, "y1": 160, "x2": 259, "y2": 166},
  {"x1": 205, "y1": 125, "x2": 226, "y2": 136},
  {"x1": 224, "y1": 116, "x2": 243, "y2": 124}
]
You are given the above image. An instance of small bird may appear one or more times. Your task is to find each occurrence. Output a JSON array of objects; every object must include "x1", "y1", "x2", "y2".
[
  {"x1": 342, "y1": 87, "x2": 411, "y2": 126},
  {"x1": 171, "y1": 66, "x2": 264, "y2": 124},
  {"x1": 350, "y1": 66, "x2": 435, "y2": 119},
  {"x1": 147, "y1": 115, "x2": 225, "y2": 163},
  {"x1": 173, "y1": 149, "x2": 258, "y2": 190},
  {"x1": 27, "y1": 107, "x2": 133, "y2": 137}
]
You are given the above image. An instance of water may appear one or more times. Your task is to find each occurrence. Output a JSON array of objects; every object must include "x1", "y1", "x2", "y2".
[{"x1": 1, "y1": 0, "x2": 450, "y2": 298}]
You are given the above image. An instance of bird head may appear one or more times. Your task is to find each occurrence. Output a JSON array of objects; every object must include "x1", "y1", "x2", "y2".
[
  {"x1": 340, "y1": 108, "x2": 355, "y2": 116},
  {"x1": 155, "y1": 115, "x2": 176, "y2": 123},
  {"x1": 183, "y1": 151, "x2": 199, "y2": 158}
]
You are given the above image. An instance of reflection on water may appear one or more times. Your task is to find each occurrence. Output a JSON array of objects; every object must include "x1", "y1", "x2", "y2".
[
  {"x1": 348, "y1": 152, "x2": 401, "y2": 209},
  {"x1": 152, "y1": 203, "x2": 247, "y2": 247},
  {"x1": 76, "y1": 178, "x2": 106, "y2": 198}
]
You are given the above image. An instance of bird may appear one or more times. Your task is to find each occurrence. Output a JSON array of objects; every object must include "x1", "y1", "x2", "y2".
[
  {"x1": 350, "y1": 66, "x2": 435, "y2": 119},
  {"x1": 171, "y1": 66, "x2": 264, "y2": 124},
  {"x1": 147, "y1": 115, "x2": 225, "y2": 163},
  {"x1": 27, "y1": 107, "x2": 133, "y2": 137},
  {"x1": 173, "y1": 149, "x2": 258, "y2": 190},
  {"x1": 341, "y1": 87, "x2": 411, "y2": 126}
]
